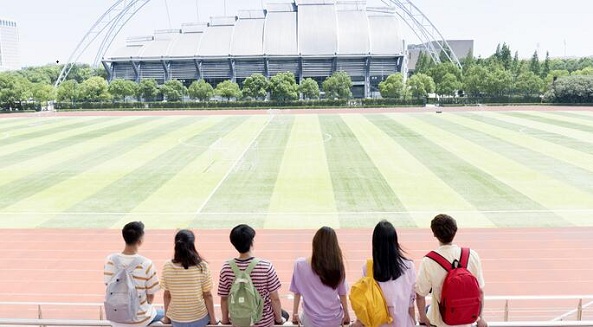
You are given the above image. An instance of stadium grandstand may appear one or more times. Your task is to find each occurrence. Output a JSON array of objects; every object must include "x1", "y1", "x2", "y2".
[{"x1": 102, "y1": 0, "x2": 406, "y2": 98}]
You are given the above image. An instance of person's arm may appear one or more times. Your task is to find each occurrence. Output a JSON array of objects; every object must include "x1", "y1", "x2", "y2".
[
  {"x1": 340, "y1": 294, "x2": 351, "y2": 325},
  {"x1": 270, "y1": 290, "x2": 283, "y2": 324},
  {"x1": 408, "y1": 306, "x2": 416, "y2": 325},
  {"x1": 292, "y1": 293, "x2": 301, "y2": 324},
  {"x1": 220, "y1": 296, "x2": 230, "y2": 325},
  {"x1": 162, "y1": 291, "x2": 171, "y2": 324},
  {"x1": 203, "y1": 291, "x2": 217, "y2": 325},
  {"x1": 477, "y1": 288, "x2": 487, "y2": 327},
  {"x1": 416, "y1": 293, "x2": 431, "y2": 326}
]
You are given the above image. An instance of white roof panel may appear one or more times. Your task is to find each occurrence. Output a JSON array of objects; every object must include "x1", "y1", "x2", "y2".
[
  {"x1": 264, "y1": 11, "x2": 298, "y2": 55},
  {"x1": 298, "y1": 3, "x2": 337, "y2": 55}
]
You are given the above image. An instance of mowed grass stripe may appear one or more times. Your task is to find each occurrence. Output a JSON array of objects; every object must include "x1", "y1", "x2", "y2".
[
  {"x1": 343, "y1": 114, "x2": 493, "y2": 228},
  {"x1": 409, "y1": 114, "x2": 590, "y2": 226},
  {"x1": 0, "y1": 116, "x2": 109, "y2": 150},
  {"x1": 0, "y1": 119, "x2": 160, "y2": 209},
  {"x1": 194, "y1": 116, "x2": 295, "y2": 230},
  {"x1": 122, "y1": 116, "x2": 270, "y2": 229},
  {"x1": 543, "y1": 111, "x2": 593, "y2": 122},
  {"x1": 45, "y1": 116, "x2": 249, "y2": 228},
  {"x1": 0, "y1": 117, "x2": 149, "y2": 169},
  {"x1": 440, "y1": 114, "x2": 593, "y2": 192},
  {"x1": 266, "y1": 115, "x2": 338, "y2": 228},
  {"x1": 468, "y1": 112, "x2": 593, "y2": 154},
  {"x1": 504, "y1": 112, "x2": 593, "y2": 134},
  {"x1": 319, "y1": 115, "x2": 411, "y2": 228},
  {"x1": 370, "y1": 114, "x2": 566, "y2": 227},
  {"x1": 0, "y1": 118, "x2": 169, "y2": 190},
  {"x1": 0, "y1": 116, "x2": 64, "y2": 133},
  {"x1": 3, "y1": 117, "x2": 208, "y2": 225}
]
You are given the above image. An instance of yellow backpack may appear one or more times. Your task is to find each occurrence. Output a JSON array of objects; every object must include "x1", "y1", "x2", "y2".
[{"x1": 349, "y1": 259, "x2": 393, "y2": 327}]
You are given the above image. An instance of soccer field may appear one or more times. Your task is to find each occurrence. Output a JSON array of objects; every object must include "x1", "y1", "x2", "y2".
[{"x1": 1, "y1": 109, "x2": 592, "y2": 229}]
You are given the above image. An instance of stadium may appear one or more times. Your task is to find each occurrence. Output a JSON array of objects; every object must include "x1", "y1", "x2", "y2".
[{"x1": 102, "y1": 0, "x2": 405, "y2": 98}]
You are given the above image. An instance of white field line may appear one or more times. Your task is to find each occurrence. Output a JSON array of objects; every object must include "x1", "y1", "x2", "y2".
[
  {"x1": 194, "y1": 118, "x2": 271, "y2": 215},
  {"x1": 1, "y1": 208, "x2": 593, "y2": 216}
]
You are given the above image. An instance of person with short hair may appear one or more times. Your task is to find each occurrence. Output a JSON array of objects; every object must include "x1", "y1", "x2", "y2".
[
  {"x1": 218, "y1": 224, "x2": 283, "y2": 326},
  {"x1": 289, "y1": 226, "x2": 350, "y2": 326},
  {"x1": 161, "y1": 229, "x2": 217, "y2": 327},
  {"x1": 415, "y1": 214, "x2": 487, "y2": 327},
  {"x1": 103, "y1": 221, "x2": 162, "y2": 327}
]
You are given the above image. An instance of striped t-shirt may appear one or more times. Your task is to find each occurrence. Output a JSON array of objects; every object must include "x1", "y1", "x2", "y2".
[
  {"x1": 160, "y1": 260, "x2": 213, "y2": 322},
  {"x1": 218, "y1": 257, "x2": 282, "y2": 327},
  {"x1": 103, "y1": 253, "x2": 160, "y2": 327}
]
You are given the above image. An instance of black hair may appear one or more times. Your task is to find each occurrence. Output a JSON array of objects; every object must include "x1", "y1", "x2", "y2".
[
  {"x1": 122, "y1": 221, "x2": 144, "y2": 245},
  {"x1": 173, "y1": 229, "x2": 204, "y2": 270},
  {"x1": 431, "y1": 214, "x2": 458, "y2": 244},
  {"x1": 230, "y1": 224, "x2": 255, "y2": 254},
  {"x1": 372, "y1": 220, "x2": 410, "y2": 282}
]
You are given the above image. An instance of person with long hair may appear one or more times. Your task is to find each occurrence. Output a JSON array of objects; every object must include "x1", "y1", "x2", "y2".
[
  {"x1": 160, "y1": 230, "x2": 216, "y2": 327},
  {"x1": 290, "y1": 226, "x2": 350, "y2": 326},
  {"x1": 353, "y1": 220, "x2": 417, "y2": 327}
]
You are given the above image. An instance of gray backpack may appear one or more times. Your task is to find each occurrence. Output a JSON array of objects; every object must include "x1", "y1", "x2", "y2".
[
  {"x1": 228, "y1": 259, "x2": 263, "y2": 327},
  {"x1": 104, "y1": 256, "x2": 143, "y2": 323}
]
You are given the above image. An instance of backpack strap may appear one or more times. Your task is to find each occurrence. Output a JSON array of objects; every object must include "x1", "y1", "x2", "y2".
[
  {"x1": 228, "y1": 258, "x2": 260, "y2": 276},
  {"x1": 425, "y1": 251, "x2": 453, "y2": 272},
  {"x1": 111, "y1": 255, "x2": 143, "y2": 273},
  {"x1": 366, "y1": 259, "x2": 373, "y2": 278},
  {"x1": 459, "y1": 248, "x2": 471, "y2": 268}
]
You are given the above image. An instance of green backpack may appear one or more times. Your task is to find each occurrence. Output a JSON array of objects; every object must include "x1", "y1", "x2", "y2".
[{"x1": 228, "y1": 258, "x2": 264, "y2": 327}]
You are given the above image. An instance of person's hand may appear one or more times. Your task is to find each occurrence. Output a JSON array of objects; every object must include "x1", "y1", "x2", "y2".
[
  {"x1": 220, "y1": 319, "x2": 231, "y2": 325},
  {"x1": 477, "y1": 317, "x2": 488, "y2": 327},
  {"x1": 291, "y1": 313, "x2": 300, "y2": 325},
  {"x1": 160, "y1": 317, "x2": 171, "y2": 324},
  {"x1": 418, "y1": 314, "x2": 432, "y2": 327},
  {"x1": 342, "y1": 313, "x2": 351, "y2": 325},
  {"x1": 208, "y1": 319, "x2": 218, "y2": 325}
]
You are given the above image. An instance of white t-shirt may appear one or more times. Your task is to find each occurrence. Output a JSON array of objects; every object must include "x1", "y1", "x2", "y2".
[
  {"x1": 104, "y1": 253, "x2": 160, "y2": 327},
  {"x1": 415, "y1": 245, "x2": 485, "y2": 327}
]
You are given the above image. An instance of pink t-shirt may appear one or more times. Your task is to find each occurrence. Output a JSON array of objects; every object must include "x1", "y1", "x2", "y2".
[
  {"x1": 290, "y1": 257, "x2": 348, "y2": 327},
  {"x1": 363, "y1": 259, "x2": 417, "y2": 327}
]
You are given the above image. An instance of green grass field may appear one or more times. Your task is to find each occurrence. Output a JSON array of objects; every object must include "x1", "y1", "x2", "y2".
[{"x1": 1, "y1": 110, "x2": 593, "y2": 229}]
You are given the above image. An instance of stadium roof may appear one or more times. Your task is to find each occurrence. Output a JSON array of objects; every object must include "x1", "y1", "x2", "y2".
[{"x1": 106, "y1": 0, "x2": 404, "y2": 61}]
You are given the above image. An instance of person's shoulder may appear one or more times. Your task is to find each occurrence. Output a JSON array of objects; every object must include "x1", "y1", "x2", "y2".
[{"x1": 255, "y1": 258, "x2": 275, "y2": 270}]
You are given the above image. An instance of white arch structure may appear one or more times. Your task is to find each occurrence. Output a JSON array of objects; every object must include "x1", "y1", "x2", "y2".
[{"x1": 54, "y1": 0, "x2": 461, "y2": 88}]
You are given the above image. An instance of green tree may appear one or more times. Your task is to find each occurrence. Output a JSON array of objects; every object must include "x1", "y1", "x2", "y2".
[
  {"x1": 299, "y1": 78, "x2": 320, "y2": 100},
  {"x1": 541, "y1": 51, "x2": 551, "y2": 78},
  {"x1": 0, "y1": 73, "x2": 31, "y2": 106},
  {"x1": 322, "y1": 71, "x2": 352, "y2": 99},
  {"x1": 511, "y1": 51, "x2": 521, "y2": 75},
  {"x1": 188, "y1": 80, "x2": 214, "y2": 101},
  {"x1": 529, "y1": 51, "x2": 541, "y2": 76},
  {"x1": 161, "y1": 79, "x2": 187, "y2": 102},
  {"x1": 484, "y1": 66, "x2": 513, "y2": 96},
  {"x1": 436, "y1": 73, "x2": 462, "y2": 96},
  {"x1": 31, "y1": 83, "x2": 56, "y2": 103},
  {"x1": 78, "y1": 76, "x2": 110, "y2": 102},
  {"x1": 571, "y1": 67, "x2": 593, "y2": 76},
  {"x1": 514, "y1": 71, "x2": 544, "y2": 96},
  {"x1": 545, "y1": 75, "x2": 593, "y2": 103},
  {"x1": 428, "y1": 62, "x2": 462, "y2": 86},
  {"x1": 545, "y1": 70, "x2": 570, "y2": 85},
  {"x1": 56, "y1": 80, "x2": 79, "y2": 103},
  {"x1": 137, "y1": 79, "x2": 159, "y2": 102},
  {"x1": 463, "y1": 65, "x2": 489, "y2": 97},
  {"x1": 269, "y1": 72, "x2": 298, "y2": 102},
  {"x1": 108, "y1": 79, "x2": 138, "y2": 102},
  {"x1": 406, "y1": 73, "x2": 435, "y2": 99},
  {"x1": 499, "y1": 43, "x2": 512, "y2": 71},
  {"x1": 214, "y1": 80, "x2": 241, "y2": 101},
  {"x1": 242, "y1": 73, "x2": 269, "y2": 100},
  {"x1": 378, "y1": 73, "x2": 405, "y2": 99}
]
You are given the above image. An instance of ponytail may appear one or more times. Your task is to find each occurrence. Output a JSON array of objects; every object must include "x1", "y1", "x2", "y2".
[{"x1": 173, "y1": 230, "x2": 203, "y2": 270}]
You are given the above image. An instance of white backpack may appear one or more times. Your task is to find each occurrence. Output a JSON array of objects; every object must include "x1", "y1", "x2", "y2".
[{"x1": 104, "y1": 256, "x2": 143, "y2": 323}]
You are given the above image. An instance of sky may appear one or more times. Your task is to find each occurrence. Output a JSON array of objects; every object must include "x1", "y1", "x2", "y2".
[{"x1": 1, "y1": 0, "x2": 592, "y2": 68}]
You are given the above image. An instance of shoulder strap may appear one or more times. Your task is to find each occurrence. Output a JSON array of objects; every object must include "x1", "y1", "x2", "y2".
[
  {"x1": 245, "y1": 258, "x2": 260, "y2": 275},
  {"x1": 126, "y1": 257, "x2": 144, "y2": 274},
  {"x1": 366, "y1": 259, "x2": 373, "y2": 278},
  {"x1": 425, "y1": 251, "x2": 453, "y2": 272},
  {"x1": 459, "y1": 248, "x2": 470, "y2": 268},
  {"x1": 228, "y1": 259, "x2": 241, "y2": 276}
]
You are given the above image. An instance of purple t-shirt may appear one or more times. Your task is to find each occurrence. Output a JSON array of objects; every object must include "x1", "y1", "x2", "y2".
[{"x1": 289, "y1": 257, "x2": 348, "y2": 327}]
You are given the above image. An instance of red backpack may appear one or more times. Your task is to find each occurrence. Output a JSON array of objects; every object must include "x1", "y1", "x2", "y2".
[{"x1": 426, "y1": 247, "x2": 482, "y2": 325}]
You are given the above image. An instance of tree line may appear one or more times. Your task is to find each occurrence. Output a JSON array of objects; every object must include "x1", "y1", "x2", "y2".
[{"x1": 2, "y1": 44, "x2": 593, "y2": 110}]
